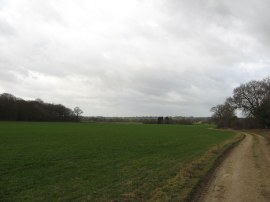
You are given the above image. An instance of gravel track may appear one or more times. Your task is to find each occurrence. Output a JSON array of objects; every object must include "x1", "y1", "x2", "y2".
[{"x1": 199, "y1": 133, "x2": 270, "y2": 202}]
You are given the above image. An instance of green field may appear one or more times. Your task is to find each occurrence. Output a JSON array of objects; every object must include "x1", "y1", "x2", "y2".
[{"x1": 0, "y1": 122, "x2": 236, "y2": 201}]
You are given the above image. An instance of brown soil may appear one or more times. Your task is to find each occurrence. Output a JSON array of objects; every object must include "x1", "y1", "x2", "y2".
[{"x1": 198, "y1": 133, "x2": 270, "y2": 202}]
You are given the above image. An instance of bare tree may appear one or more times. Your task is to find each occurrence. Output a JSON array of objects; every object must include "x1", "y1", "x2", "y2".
[
  {"x1": 232, "y1": 80, "x2": 266, "y2": 117},
  {"x1": 211, "y1": 101, "x2": 236, "y2": 128},
  {"x1": 74, "y1": 106, "x2": 83, "y2": 120},
  {"x1": 232, "y1": 78, "x2": 270, "y2": 119},
  {"x1": 212, "y1": 76, "x2": 270, "y2": 128},
  {"x1": 261, "y1": 77, "x2": 270, "y2": 101}
]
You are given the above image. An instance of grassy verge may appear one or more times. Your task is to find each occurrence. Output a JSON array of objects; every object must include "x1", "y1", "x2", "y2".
[{"x1": 149, "y1": 132, "x2": 244, "y2": 202}]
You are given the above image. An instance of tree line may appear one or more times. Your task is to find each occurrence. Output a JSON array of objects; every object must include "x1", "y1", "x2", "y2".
[
  {"x1": 0, "y1": 93, "x2": 83, "y2": 122},
  {"x1": 211, "y1": 77, "x2": 270, "y2": 129},
  {"x1": 82, "y1": 116, "x2": 209, "y2": 125}
]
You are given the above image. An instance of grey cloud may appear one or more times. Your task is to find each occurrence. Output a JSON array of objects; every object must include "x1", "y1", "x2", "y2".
[
  {"x1": 1, "y1": 0, "x2": 270, "y2": 116},
  {"x1": 0, "y1": 19, "x2": 16, "y2": 36}
]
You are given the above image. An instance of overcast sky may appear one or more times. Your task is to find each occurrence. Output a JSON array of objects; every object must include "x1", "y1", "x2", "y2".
[{"x1": 1, "y1": 0, "x2": 270, "y2": 116}]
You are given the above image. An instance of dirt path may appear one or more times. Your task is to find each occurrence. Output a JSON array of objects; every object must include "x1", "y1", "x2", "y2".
[{"x1": 199, "y1": 133, "x2": 270, "y2": 202}]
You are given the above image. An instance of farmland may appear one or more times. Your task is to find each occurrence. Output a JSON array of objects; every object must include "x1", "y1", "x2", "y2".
[{"x1": 0, "y1": 122, "x2": 237, "y2": 201}]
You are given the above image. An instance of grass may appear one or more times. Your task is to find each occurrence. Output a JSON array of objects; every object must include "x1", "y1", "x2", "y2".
[{"x1": 0, "y1": 122, "x2": 237, "y2": 201}]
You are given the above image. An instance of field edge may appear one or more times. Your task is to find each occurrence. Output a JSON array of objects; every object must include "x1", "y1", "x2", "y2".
[{"x1": 149, "y1": 131, "x2": 245, "y2": 202}]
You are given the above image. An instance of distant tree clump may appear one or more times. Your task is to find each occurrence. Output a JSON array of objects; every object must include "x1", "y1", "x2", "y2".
[
  {"x1": 0, "y1": 93, "x2": 82, "y2": 122},
  {"x1": 164, "y1": 117, "x2": 171, "y2": 124},
  {"x1": 157, "y1": 117, "x2": 164, "y2": 124},
  {"x1": 211, "y1": 77, "x2": 270, "y2": 129},
  {"x1": 74, "y1": 106, "x2": 83, "y2": 121},
  {"x1": 210, "y1": 100, "x2": 237, "y2": 128},
  {"x1": 155, "y1": 116, "x2": 194, "y2": 125}
]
